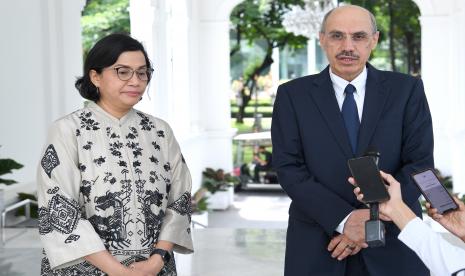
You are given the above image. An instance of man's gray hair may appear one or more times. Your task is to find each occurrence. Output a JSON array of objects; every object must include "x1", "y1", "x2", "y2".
[{"x1": 320, "y1": 6, "x2": 378, "y2": 34}]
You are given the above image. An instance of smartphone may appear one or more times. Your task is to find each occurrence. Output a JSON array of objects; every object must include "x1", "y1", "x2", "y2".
[
  {"x1": 347, "y1": 156, "x2": 390, "y2": 203},
  {"x1": 411, "y1": 169, "x2": 458, "y2": 214}
]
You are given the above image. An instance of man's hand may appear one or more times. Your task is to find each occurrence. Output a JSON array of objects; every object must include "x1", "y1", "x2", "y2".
[
  {"x1": 327, "y1": 234, "x2": 363, "y2": 261},
  {"x1": 343, "y1": 209, "x2": 370, "y2": 246},
  {"x1": 426, "y1": 197, "x2": 465, "y2": 242}
]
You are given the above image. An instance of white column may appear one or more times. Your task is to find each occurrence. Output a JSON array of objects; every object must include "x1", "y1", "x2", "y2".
[
  {"x1": 0, "y1": 0, "x2": 84, "y2": 183},
  {"x1": 414, "y1": 0, "x2": 465, "y2": 193},
  {"x1": 130, "y1": 0, "x2": 241, "y2": 193},
  {"x1": 307, "y1": 38, "x2": 317, "y2": 74}
]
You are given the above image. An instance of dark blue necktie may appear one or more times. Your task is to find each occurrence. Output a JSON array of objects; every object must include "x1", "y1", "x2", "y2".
[{"x1": 341, "y1": 84, "x2": 359, "y2": 154}]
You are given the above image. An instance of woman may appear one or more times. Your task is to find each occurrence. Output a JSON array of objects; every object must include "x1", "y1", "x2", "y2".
[
  {"x1": 350, "y1": 171, "x2": 465, "y2": 276},
  {"x1": 37, "y1": 33, "x2": 193, "y2": 276}
]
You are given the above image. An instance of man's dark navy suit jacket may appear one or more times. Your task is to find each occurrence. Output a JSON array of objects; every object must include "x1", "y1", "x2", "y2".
[{"x1": 271, "y1": 64, "x2": 433, "y2": 276}]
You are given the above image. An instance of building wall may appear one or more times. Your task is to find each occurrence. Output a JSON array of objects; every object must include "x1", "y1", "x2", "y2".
[{"x1": 0, "y1": 0, "x2": 85, "y2": 183}]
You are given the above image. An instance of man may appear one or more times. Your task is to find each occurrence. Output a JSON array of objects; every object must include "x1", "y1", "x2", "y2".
[
  {"x1": 253, "y1": 146, "x2": 272, "y2": 182},
  {"x1": 271, "y1": 5, "x2": 433, "y2": 276}
]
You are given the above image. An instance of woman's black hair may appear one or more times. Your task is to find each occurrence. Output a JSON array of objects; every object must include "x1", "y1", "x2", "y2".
[{"x1": 75, "y1": 33, "x2": 152, "y2": 102}]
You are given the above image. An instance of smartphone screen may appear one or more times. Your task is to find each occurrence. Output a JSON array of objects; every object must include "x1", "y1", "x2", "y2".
[
  {"x1": 412, "y1": 169, "x2": 458, "y2": 214},
  {"x1": 348, "y1": 156, "x2": 390, "y2": 203}
]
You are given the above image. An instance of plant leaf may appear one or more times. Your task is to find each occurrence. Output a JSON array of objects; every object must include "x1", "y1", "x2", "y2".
[{"x1": 0, "y1": 158, "x2": 24, "y2": 176}]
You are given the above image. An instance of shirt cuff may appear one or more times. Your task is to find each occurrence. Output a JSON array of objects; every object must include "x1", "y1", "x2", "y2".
[{"x1": 335, "y1": 212, "x2": 352, "y2": 233}]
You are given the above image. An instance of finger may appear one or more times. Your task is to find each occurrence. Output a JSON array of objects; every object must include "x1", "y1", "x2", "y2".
[
  {"x1": 336, "y1": 246, "x2": 353, "y2": 261},
  {"x1": 452, "y1": 196, "x2": 465, "y2": 209},
  {"x1": 350, "y1": 245, "x2": 362, "y2": 255},
  {"x1": 380, "y1": 214, "x2": 392, "y2": 221},
  {"x1": 327, "y1": 235, "x2": 343, "y2": 251},
  {"x1": 432, "y1": 213, "x2": 443, "y2": 220},
  {"x1": 331, "y1": 242, "x2": 349, "y2": 259},
  {"x1": 425, "y1": 202, "x2": 431, "y2": 209},
  {"x1": 380, "y1": 171, "x2": 395, "y2": 185},
  {"x1": 357, "y1": 194, "x2": 364, "y2": 201},
  {"x1": 348, "y1": 177, "x2": 356, "y2": 186}
]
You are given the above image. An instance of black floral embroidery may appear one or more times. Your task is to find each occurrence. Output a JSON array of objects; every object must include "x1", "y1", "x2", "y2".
[
  {"x1": 93, "y1": 156, "x2": 106, "y2": 166},
  {"x1": 157, "y1": 130, "x2": 165, "y2": 138},
  {"x1": 126, "y1": 141, "x2": 142, "y2": 158},
  {"x1": 75, "y1": 129, "x2": 81, "y2": 137},
  {"x1": 78, "y1": 111, "x2": 100, "y2": 131},
  {"x1": 152, "y1": 141, "x2": 160, "y2": 151},
  {"x1": 83, "y1": 141, "x2": 93, "y2": 150},
  {"x1": 163, "y1": 162, "x2": 171, "y2": 172},
  {"x1": 103, "y1": 172, "x2": 117, "y2": 185},
  {"x1": 78, "y1": 163, "x2": 86, "y2": 172},
  {"x1": 47, "y1": 194, "x2": 80, "y2": 234},
  {"x1": 149, "y1": 155, "x2": 159, "y2": 164},
  {"x1": 41, "y1": 144, "x2": 60, "y2": 178},
  {"x1": 109, "y1": 141, "x2": 124, "y2": 158},
  {"x1": 136, "y1": 112, "x2": 155, "y2": 131},
  {"x1": 126, "y1": 127, "x2": 138, "y2": 139},
  {"x1": 149, "y1": 171, "x2": 159, "y2": 183},
  {"x1": 161, "y1": 175, "x2": 172, "y2": 195},
  {"x1": 80, "y1": 180, "x2": 92, "y2": 203}
]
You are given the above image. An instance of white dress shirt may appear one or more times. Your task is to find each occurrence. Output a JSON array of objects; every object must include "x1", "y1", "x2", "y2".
[
  {"x1": 329, "y1": 67, "x2": 367, "y2": 233},
  {"x1": 398, "y1": 217, "x2": 465, "y2": 276}
]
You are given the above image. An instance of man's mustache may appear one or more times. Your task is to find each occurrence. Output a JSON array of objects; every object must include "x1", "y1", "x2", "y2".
[{"x1": 336, "y1": 51, "x2": 360, "y2": 59}]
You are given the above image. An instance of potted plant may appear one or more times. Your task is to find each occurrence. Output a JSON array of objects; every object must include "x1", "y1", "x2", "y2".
[
  {"x1": 0, "y1": 148, "x2": 24, "y2": 214},
  {"x1": 191, "y1": 188, "x2": 209, "y2": 227},
  {"x1": 202, "y1": 167, "x2": 239, "y2": 210}
]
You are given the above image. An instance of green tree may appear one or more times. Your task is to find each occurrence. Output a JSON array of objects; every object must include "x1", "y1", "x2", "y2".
[
  {"x1": 81, "y1": 0, "x2": 130, "y2": 57},
  {"x1": 230, "y1": 0, "x2": 307, "y2": 123},
  {"x1": 347, "y1": 0, "x2": 421, "y2": 74}
]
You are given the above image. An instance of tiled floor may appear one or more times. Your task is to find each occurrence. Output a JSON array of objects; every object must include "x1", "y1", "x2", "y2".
[
  {"x1": 2, "y1": 190, "x2": 464, "y2": 276},
  {"x1": 0, "y1": 190, "x2": 291, "y2": 276}
]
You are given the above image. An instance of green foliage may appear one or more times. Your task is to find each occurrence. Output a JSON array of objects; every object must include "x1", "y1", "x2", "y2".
[
  {"x1": 191, "y1": 188, "x2": 209, "y2": 213},
  {"x1": 230, "y1": 0, "x2": 307, "y2": 122},
  {"x1": 81, "y1": 0, "x2": 130, "y2": 57},
  {"x1": 0, "y1": 146, "x2": 24, "y2": 185},
  {"x1": 202, "y1": 168, "x2": 240, "y2": 194},
  {"x1": 15, "y1": 192, "x2": 38, "y2": 218},
  {"x1": 347, "y1": 0, "x2": 421, "y2": 74}
]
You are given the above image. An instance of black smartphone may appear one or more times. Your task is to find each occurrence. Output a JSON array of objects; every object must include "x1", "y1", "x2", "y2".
[
  {"x1": 347, "y1": 156, "x2": 390, "y2": 203},
  {"x1": 411, "y1": 169, "x2": 458, "y2": 214}
]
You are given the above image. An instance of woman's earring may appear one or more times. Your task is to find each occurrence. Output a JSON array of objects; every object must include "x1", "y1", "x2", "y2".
[{"x1": 96, "y1": 87, "x2": 100, "y2": 96}]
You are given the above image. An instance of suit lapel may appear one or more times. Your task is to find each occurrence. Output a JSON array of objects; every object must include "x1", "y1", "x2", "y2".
[
  {"x1": 356, "y1": 64, "x2": 390, "y2": 156},
  {"x1": 309, "y1": 67, "x2": 353, "y2": 158}
]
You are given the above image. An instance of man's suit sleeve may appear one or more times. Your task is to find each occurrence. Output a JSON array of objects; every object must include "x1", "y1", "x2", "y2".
[
  {"x1": 394, "y1": 78, "x2": 434, "y2": 207},
  {"x1": 271, "y1": 84, "x2": 354, "y2": 236}
]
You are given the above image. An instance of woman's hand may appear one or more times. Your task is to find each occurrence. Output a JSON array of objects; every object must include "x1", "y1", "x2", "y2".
[
  {"x1": 129, "y1": 255, "x2": 164, "y2": 276},
  {"x1": 426, "y1": 197, "x2": 465, "y2": 241}
]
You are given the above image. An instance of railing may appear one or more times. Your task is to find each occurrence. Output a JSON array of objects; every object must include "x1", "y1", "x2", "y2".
[{"x1": 1, "y1": 199, "x2": 38, "y2": 229}]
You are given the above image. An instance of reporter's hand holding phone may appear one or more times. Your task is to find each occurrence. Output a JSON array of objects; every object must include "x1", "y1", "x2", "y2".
[
  {"x1": 426, "y1": 198, "x2": 465, "y2": 242},
  {"x1": 349, "y1": 171, "x2": 417, "y2": 230}
]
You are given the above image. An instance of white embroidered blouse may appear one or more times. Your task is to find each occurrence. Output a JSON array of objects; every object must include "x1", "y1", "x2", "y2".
[{"x1": 37, "y1": 102, "x2": 193, "y2": 275}]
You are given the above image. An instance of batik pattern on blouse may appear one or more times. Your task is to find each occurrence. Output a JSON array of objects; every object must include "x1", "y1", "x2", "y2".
[{"x1": 37, "y1": 102, "x2": 193, "y2": 276}]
